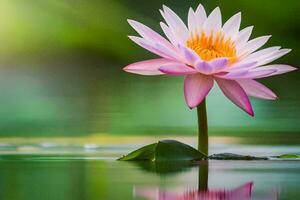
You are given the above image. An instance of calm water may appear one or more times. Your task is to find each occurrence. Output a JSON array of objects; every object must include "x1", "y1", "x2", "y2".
[{"x1": 0, "y1": 142, "x2": 299, "y2": 200}]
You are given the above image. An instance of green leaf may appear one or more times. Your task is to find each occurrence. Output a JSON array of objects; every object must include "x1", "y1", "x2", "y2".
[
  {"x1": 117, "y1": 143, "x2": 156, "y2": 161},
  {"x1": 118, "y1": 140, "x2": 206, "y2": 161},
  {"x1": 275, "y1": 154, "x2": 300, "y2": 159},
  {"x1": 208, "y1": 153, "x2": 268, "y2": 160},
  {"x1": 155, "y1": 140, "x2": 206, "y2": 161}
]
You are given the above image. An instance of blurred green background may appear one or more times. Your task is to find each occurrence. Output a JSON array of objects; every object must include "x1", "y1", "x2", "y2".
[{"x1": 0, "y1": 0, "x2": 299, "y2": 140}]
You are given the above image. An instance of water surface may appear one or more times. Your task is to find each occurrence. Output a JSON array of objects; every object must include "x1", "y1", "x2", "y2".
[{"x1": 0, "y1": 142, "x2": 299, "y2": 200}]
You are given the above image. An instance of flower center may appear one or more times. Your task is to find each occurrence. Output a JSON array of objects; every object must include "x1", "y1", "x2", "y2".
[{"x1": 186, "y1": 32, "x2": 237, "y2": 63}]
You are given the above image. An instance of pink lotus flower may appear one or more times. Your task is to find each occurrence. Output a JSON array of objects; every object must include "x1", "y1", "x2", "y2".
[{"x1": 123, "y1": 4, "x2": 297, "y2": 116}]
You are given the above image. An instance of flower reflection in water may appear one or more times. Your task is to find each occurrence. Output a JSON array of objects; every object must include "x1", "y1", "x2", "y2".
[{"x1": 133, "y1": 182, "x2": 278, "y2": 200}]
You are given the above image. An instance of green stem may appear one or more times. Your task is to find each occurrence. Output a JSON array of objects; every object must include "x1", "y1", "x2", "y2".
[
  {"x1": 198, "y1": 161, "x2": 208, "y2": 191},
  {"x1": 197, "y1": 98, "x2": 208, "y2": 155}
]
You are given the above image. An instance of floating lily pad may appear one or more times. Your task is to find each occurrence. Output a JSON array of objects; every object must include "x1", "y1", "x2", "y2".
[
  {"x1": 118, "y1": 140, "x2": 206, "y2": 161},
  {"x1": 274, "y1": 154, "x2": 300, "y2": 159},
  {"x1": 117, "y1": 143, "x2": 156, "y2": 161},
  {"x1": 208, "y1": 153, "x2": 268, "y2": 160},
  {"x1": 118, "y1": 140, "x2": 300, "y2": 161}
]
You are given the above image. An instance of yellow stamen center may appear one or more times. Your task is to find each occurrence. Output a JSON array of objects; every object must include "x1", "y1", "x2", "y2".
[{"x1": 187, "y1": 32, "x2": 237, "y2": 63}]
